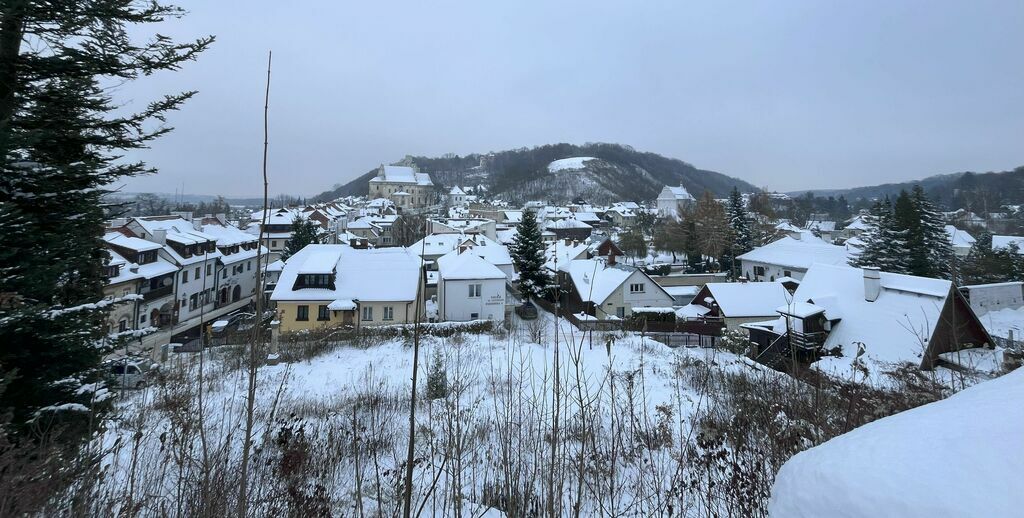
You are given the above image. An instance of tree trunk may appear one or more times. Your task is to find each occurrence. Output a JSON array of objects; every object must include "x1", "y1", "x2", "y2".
[{"x1": 0, "y1": 2, "x2": 25, "y2": 154}]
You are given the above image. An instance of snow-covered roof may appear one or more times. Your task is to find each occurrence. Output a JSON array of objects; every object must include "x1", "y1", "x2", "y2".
[
  {"x1": 945, "y1": 225, "x2": 976, "y2": 248},
  {"x1": 133, "y1": 217, "x2": 217, "y2": 246},
  {"x1": 437, "y1": 251, "x2": 506, "y2": 281},
  {"x1": 992, "y1": 235, "x2": 1024, "y2": 253},
  {"x1": 770, "y1": 368, "x2": 1024, "y2": 518},
  {"x1": 546, "y1": 218, "x2": 592, "y2": 230},
  {"x1": 502, "y1": 211, "x2": 523, "y2": 224},
  {"x1": 544, "y1": 240, "x2": 590, "y2": 271},
  {"x1": 104, "y1": 231, "x2": 161, "y2": 252},
  {"x1": 737, "y1": 236, "x2": 852, "y2": 271},
  {"x1": 660, "y1": 185, "x2": 694, "y2": 201},
  {"x1": 703, "y1": 282, "x2": 793, "y2": 317},
  {"x1": 776, "y1": 301, "x2": 825, "y2": 318},
  {"x1": 786, "y1": 263, "x2": 955, "y2": 378},
  {"x1": 548, "y1": 157, "x2": 596, "y2": 173},
  {"x1": 573, "y1": 211, "x2": 602, "y2": 223},
  {"x1": 675, "y1": 303, "x2": 710, "y2": 319},
  {"x1": 202, "y1": 222, "x2": 258, "y2": 247},
  {"x1": 449, "y1": 186, "x2": 466, "y2": 195},
  {"x1": 271, "y1": 245, "x2": 420, "y2": 303},
  {"x1": 410, "y1": 234, "x2": 511, "y2": 266},
  {"x1": 663, "y1": 285, "x2": 699, "y2": 298},
  {"x1": 369, "y1": 165, "x2": 433, "y2": 186},
  {"x1": 559, "y1": 260, "x2": 638, "y2": 304},
  {"x1": 327, "y1": 299, "x2": 356, "y2": 311},
  {"x1": 844, "y1": 214, "x2": 871, "y2": 231}
]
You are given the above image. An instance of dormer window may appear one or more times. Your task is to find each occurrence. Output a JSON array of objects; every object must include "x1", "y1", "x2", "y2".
[{"x1": 294, "y1": 273, "x2": 334, "y2": 289}]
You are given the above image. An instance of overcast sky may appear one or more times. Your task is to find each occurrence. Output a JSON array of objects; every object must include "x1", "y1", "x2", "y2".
[{"x1": 116, "y1": 0, "x2": 1024, "y2": 197}]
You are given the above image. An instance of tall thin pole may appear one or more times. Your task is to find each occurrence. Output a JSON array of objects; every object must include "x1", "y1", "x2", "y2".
[
  {"x1": 402, "y1": 217, "x2": 428, "y2": 518},
  {"x1": 237, "y1": 50, "x2": 271, "y2": 518}
]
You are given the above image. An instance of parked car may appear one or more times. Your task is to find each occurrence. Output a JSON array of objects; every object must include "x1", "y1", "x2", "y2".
[
  {"x1": 108, "y1": 359, "x2": 157, "y2": 389},
  {"x1": 211, "y1": 312, "x2": 248, "y2": 335},
  {"x1": 237, "y1": 310, "x2": 276, "y2": 332}
]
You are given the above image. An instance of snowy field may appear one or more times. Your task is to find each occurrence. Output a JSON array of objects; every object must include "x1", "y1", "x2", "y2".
[{"x1": 94, "y1": 312, "x2": 782, "y2": 516}]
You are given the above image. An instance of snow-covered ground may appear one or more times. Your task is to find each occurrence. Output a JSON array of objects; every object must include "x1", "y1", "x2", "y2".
[
  {"x1": 97, "y1": 311, "x2": 775, "y2": 516},
  {"x1": 547, "y1": 156, "x2": 596, "y2": 173},
  {"x1": 770, "y1": 367, "x2": 1024, "y2": 518}
]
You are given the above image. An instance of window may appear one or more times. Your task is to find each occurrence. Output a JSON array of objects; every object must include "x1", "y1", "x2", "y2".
[
  {"x1": 629, "y1": 283, "x2": 645, "y2": 293},
  {"x1": 468, "y1": 283, "x2": 482, "y2": 298},
  {"x1": 317, "y1": 305, "x2": 330, "y2": 321},
  {"x1": 140, "y1": 313, "x2": 146, "y2": 323},
  {"x1": 383, "y1": 306, "x2": 394, "y2": 321},
  {"x1": 753, "y1": 266, "x2": 766, "y2": 277},
  {"x1": 616, "y1": 307, "x2": 625, "y2": 318},
  {"x1": 783, "y1": 270, "x2": 792, "y2": 278},
  {"x1": 296, "y1": 274, "x2": 332, "y2": 289},
  {"x1": 271, "y1": 240, "x2": 278, "y2": 248},
  {"x1": 118, "y1": 319, "x2": 127, "y2": 333},
  {"x1": 470, "y1": 312, "x2": 479, "y2": 319},
  {"x1": 206, "y1": 264, "x2": 212, "y2": 276},
  {"x1": 123, "y1": 288, "x2": 130, "y2": 297},
  {"x1": 195, "y1": 267, "x2": 201, "y2": 279},
  {"x1": 189, "y1": 294, "x2": 198, "y2": 311},
  {"x1": 222, "y1": 269, "x2": 227, "y2": 279},
  {"x1": 182, "y1": 270, "x2": 189, "y2": 283},
  {"x1": 362, "y1": 306, "x2": 373, "y2": 321},
  {"x1": 248, "y1": 261, "x2": 252, "y2": 271},
  {"x1": 296, "y1": 305, "x2": 309, "y2": 321}
]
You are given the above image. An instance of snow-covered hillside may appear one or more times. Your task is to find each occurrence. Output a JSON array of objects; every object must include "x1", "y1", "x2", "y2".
[
  {"x1": 769, "y1": 367, "x2": 1024, "y2": 518},
  {"x1": 547, "y1": 156, "x2": 596, "y2": 173},
  {"x1": 96, "y1": 313, "x2": 780, "y2": 516}
]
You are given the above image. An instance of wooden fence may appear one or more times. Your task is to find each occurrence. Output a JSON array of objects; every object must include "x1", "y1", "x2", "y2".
[{"x1": 531, "y1": 297, "x2": 723, "y2": 344}]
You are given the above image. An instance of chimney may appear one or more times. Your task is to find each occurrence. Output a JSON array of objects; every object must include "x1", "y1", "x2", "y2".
[
  {"x1": 607, "y1": 252, "x2": 616, "y2": 266},
  {"x1": 863, "y1": 267, "x2": 881, "y2": 302},
  {"x1": 564, "y1": 238, "x2": 571, "y2": 246}
]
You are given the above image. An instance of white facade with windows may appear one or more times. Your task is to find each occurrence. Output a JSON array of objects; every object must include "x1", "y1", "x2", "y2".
[{"x1": 437, "y1": 251, "x2": 507, "y2": 323}]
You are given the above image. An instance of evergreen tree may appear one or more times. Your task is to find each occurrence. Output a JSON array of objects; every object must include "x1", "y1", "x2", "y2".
[
  {"x1": 282, "y1": 215, "x2": 321, "y2": 260},
  {"x1": 0, "y1": 3, "x2": 210, "y2": 438},
  {"x1": 961, "y1": 232, "x2": 1023, "y2": 284},
  {"x1": 909, "y1": 185, "x2": 955, "y2": 279},
  {"x1": 725, "y1": 187, "x2": 753, "y2": 275},
  {"x1": 510, "y1": 210, "x2": 550, "y2": 300},
  {"x1": 849, "y1": 197, "x2": 911, "y2": 274}
]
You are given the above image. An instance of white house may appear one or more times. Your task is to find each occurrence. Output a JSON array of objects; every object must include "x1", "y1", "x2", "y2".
[
  {"x1": 945, "y1": 225, "x2": 976, "y2": 257},
  {"x1": 448, "y1": 186, "x2": 467, "y2": 206},
  {"x1": 737, "y1": 234, "x2": 852, "y2": 281},
  {"x1": 126, "y1": 216, "x2": 225, "y2": 325},
  {"x1": 201, "y1": 218, "x2": 265, "y2": 307},
  {"x1": 558, "y1": 258, "x2": 674, "y2": 319},
  {"x1": 436, "y1": 251, "x2": 507, "y2": 323},
  {"x1": 656, "y1": 185, "x2": 695, "y2": 216},
  {"x1": 104, "y1": 231, "x2": 179, "y2": 331},
  {"x1": 410, "y1": 233, "x2": 516, "y2": 282}
]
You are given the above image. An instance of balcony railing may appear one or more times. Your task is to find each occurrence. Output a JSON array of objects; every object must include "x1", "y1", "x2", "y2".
[{"x1": 143, "y1": 285, "x2": 173, "y2": 301}]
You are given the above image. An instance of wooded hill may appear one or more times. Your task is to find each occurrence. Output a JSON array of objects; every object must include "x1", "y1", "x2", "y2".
[
  {"x1": 316, "y1": 143, "x2": 759, "y2": 204},
  {"x1": 789, "y1": 165, "x2": 1024, "y2": 211}
]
